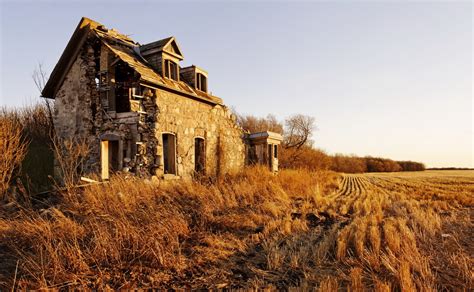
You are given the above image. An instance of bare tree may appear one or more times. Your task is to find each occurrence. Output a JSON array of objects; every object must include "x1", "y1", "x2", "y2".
[
  {"x1": 237, "y1": 114, "x2": 283, "y2": 134},
  {"x1": 32, "y1": 63, "x2": 54, "y2": 134},
  {"x1": 32, "y1": 63, "x2": 48, "y2": 93},
  {"x1": 283, "y1": 114, "x2": 316, "y2": 149}
]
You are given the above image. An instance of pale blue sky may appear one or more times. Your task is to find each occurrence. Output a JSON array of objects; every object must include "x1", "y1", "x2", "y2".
[{"x1": 0, "y1": 0, "x2": 472, "y2": 168}]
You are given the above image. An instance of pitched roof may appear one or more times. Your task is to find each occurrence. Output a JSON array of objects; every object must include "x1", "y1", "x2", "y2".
[
  {"x1": 140, "y1": 36, "x2": 184, "y2": 60},
  {"x1": 42, "y1": 17, "x2": 221, "y2": 105},
  {"x1": 139, "y1": 37, "x2": 173, "y2": 52}
]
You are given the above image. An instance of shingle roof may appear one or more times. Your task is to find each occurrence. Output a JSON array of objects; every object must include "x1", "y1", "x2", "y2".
[
  {"x1": 42, "y1": 17, "x2": 221, "y2": 105},
  {"x1": 103, "y1": 41, "x2": 222, "y2": 104},
  {"x1": 139, "y1": 37, "x2": 173, "y2": 52}
]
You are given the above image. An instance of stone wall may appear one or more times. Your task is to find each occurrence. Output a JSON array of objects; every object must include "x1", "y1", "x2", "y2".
[
  {"x1": 153, "y1": 89, "x2": 246, "y2": 178},
  {"x1": 53, "y1": 37, "x2": 246, "y2": 180},
  {"x1": 54, "y1": 47, "x2": 93, "y2": 139},
  {"x1": 53, "y1": 42, "x2": 102, "y2": 174}
]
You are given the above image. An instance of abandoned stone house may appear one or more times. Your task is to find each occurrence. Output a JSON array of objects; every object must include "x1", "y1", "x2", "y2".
[{"x1": 41, "y1": 17, "x2": 282, "y2": 180}]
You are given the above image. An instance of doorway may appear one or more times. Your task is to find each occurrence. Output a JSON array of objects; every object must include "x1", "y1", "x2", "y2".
[
  {"x1": 194, "y1": 137, "x2": 206, "y2": 174},
  {"x1": 163, "y1": 133, "x2": 177, "y2": 174},
  {"x1": 101, "y1": 140, "x2": 120, "y2": 180},
  {"x1": 267, "y1": 144, "x2": 273, "y2": 169}
]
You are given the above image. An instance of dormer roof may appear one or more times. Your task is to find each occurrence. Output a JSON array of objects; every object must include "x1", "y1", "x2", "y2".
[{"x1": 139, "y1": 36, "x2": 184, "y2": 60}]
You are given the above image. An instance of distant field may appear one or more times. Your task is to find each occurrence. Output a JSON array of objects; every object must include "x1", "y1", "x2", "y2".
[
  {"x1": 367, "y1": 169, "x2": 474, "y2": 178},
  {"x1": 339, "y1": 170, "x2": 474, "y2": 205}
]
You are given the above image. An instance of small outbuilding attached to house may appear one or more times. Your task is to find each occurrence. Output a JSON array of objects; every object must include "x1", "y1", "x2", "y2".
[{"x1": 247, "y1": 131, "x2": 283, "y2": 172}]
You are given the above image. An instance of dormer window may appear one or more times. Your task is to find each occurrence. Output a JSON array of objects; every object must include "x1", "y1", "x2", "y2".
[
  {"x1": 164, "y1": 59, "x2": 178, "y2": 81},
  {"x1": 140, "y1": 37, "x2": 184, "y2": 77},
  {"x1": 196, "y1": 73, "x2": 207, "y2": 92}
]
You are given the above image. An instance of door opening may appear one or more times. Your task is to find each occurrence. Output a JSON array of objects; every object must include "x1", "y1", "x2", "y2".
[
  {"x1": 109, "y1": 140, "x2": 120, "y2": 172},
  {"x1": 101, "y1": 138, "x2": 122, "y2": 180},
  {"x1": 267, "y1": 144, "x2": 273, "y2": 169},
  {"x1": 163, "y1": 133, "x2": 177, "y2": 174},
  {"x1": 194, "y1": 137, "x2": 206, "y2": 174}
]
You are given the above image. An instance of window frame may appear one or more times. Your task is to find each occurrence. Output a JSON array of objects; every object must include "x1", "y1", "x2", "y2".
[
  {"x1": 164, "y1": 59, "x2": 179, "y2": 81},
  {"x1": 196, "y1": 73, "x2": 207, "y2": 92},
  {"x1": 162, "y1": 132, "x2": 177, "y2": 175}
]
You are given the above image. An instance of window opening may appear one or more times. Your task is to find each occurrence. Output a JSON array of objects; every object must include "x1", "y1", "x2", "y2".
[{"x1": 163, "y1": 133, "x2": 177, "y2": 174}]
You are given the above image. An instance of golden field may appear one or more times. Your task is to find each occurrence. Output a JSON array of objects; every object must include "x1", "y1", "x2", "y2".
[{"x1": 0, "y1": 168, "x2": 472, "y2": 290}]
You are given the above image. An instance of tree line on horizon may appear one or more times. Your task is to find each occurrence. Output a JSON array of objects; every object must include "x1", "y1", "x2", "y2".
[{"x1": 237, "y1": 114, "x2": 425, "y2": 173}]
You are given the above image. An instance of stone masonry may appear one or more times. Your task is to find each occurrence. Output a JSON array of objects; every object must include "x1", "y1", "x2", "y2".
[{"x1": 42, "y1": 17, "x2": 280, "y2": 180}]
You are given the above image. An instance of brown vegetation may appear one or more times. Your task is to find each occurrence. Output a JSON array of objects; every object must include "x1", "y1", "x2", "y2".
[
  {"x1": 330, "y1": 155, "x2": 425, "y2": 173},
  {"x1": 0, "y1": 107, "x2": 470, "y2": 290},
  {"x1": 0, "y1": 167, "x2": 338, "y2": 289},
  {"x1": 0, "y1": 113, "x2": 28, "y2": 198},
  {"x1": 0, "y1": 105, "x2": 54, "y2": 194},
  {"x1": 237, "y1": 114, "x2": 283, "y2": 134},
  {"x1": 238, "y1": 113, "x2": 426, "y2": 173},
  {"x1": 1, "y1": 166, "x2": 472, "y2": 289},
  {"x1": 279, "y1": 146, "x2": 332, "y2": 171}
]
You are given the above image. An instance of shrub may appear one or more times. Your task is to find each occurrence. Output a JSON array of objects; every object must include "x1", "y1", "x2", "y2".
[
  {"x1": 0, "y1": 110, "x2": 28, "y2": 198},
  {"x1": 0, "y1": 104, "x2": 54, "y2": 194},
  {"x1": 280, "y1": 146, "x2": 332, "y2": 171}
]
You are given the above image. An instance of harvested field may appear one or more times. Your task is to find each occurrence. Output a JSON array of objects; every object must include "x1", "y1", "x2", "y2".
[
  {"x1": 0, "y1": 169, "x2": 472, "y2": 290},
  {"x1": 321, "y1": 170, "x2": 473, "y2": 290}
]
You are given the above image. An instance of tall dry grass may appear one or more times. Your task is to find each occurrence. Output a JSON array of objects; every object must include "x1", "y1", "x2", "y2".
[
  {"x1": 51, "y1": 136, "x2": 90, "y2": 189},
  {"x1": 0, "y1": 167, "x2": 338, "y2": 289},
  {"x1": 0, "y1": 104, "x2": 54, "y2": 194},
  {"x1": 0, "y1": 115, "x2": 28, "y2": 198},
  {"x1": 1, "y1": 169, "x2": 472, "y2": 290}
]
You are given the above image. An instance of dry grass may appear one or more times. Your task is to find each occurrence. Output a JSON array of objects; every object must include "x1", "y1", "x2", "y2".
[
  {"x1": 0, "y1": 114, "x2": 28, "y2": 198},
  {"x1": 1, "y1": 104, "x2": 54, "y2": 194},
  {"x1": 0, "y1": 164, "x2": 472, "y2": 290}
]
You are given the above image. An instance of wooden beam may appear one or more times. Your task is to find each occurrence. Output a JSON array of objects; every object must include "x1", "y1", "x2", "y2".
[{"x1": 101, "y1": 140, "x2": 109, "y2": 180}]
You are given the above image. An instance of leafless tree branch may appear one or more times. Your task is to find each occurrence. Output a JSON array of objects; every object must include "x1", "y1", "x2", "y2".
[
  {"x1": 283, "y1": 114, "x2": 316, "y2": 149},
  {"x1": 32, "y1": 63, "x2": 55, "y2": 135}
]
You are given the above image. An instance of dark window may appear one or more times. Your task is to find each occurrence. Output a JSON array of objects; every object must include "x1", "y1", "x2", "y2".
[
  {"x1": 274, "y1": 145, "x2": 278, "y2": 158},
  {"x1": 194, "y1": 137, "x2": 206, "y2": 174},
  {"x1": 268, "y1": 144, "x2": 273, "y2": 168},
  {"x1": 164, "y1": 59, "x2": 178, "y2": 81},
  {"x1": 114, "y1": 64, "x2": 133, "y2": 112},
  {"x1": 162, "y1": 133, "x2": 177, "y2": 174},
  {"x1": 115, "y1": 90, "x2": 131, "y2": 113},
  {"x1": 196, "y1": 73, "x2": 207, "y2": 92},
  {"x1": 164, "y1": 60, "x2": 169, "y2": 78}
]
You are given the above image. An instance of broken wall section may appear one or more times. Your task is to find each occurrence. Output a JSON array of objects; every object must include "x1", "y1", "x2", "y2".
[
  {"x1": 53, "y1": 37, "x2": 160, "y2": 179},
  {"x1": 53, "y1": 39, "x2": 101, "y2": 177},
  {"x1": 96, "y1": 44, "x2": 159, "y2": 178}
]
